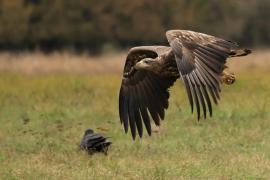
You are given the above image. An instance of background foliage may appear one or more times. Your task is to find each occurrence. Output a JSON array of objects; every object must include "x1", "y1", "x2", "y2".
[{"x1": 0, "y1": 0, "x2": 269, "y2": 52}]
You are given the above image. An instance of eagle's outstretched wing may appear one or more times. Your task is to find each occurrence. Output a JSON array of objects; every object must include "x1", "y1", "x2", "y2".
[
  {"x1": 166, "y1": 30, "x2": 250, "y2": 120},
  {"x1": 119, "y1": 46, "x2": 177, "y2": 139}
]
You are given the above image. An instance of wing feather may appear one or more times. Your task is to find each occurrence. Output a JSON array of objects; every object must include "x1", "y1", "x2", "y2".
[
  {"x1": 119, "y1": 87, "x2": 129, "y2": 132},
  {"x1": 182, "y1": 76, "x2": 194, "y2": 113},
  {"x1": 192, "y1": 71, "x2": 207, "y2": 118},
  {"x1": 132, "y1": 88, "x2": 143, "y2": 138},
  {"x1": 128, "y1": 88, "x2": 136, "y2": 139},
  {"x1": 187, "y1": 75, "x2": 201, "y2": 120}
]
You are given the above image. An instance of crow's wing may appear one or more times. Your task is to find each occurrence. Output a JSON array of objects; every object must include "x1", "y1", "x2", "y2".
[
  {"x1": 166, "y1": 30, "x2": 239, "y2": 120},
  {"x1": 119, "y1": 46, "x2": 177, "y2": 139}
]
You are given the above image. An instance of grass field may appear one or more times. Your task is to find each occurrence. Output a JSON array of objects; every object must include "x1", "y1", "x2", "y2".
[{"x1": 0, "y1": 51, "x2": 270, "y2": 179}]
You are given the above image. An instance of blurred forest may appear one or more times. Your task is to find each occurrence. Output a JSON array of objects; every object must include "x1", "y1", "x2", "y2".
[{"x1": 0, "y1": 0, "x2": 269, "y2": 53}]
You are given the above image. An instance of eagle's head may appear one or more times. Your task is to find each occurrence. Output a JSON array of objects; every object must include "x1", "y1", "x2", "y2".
[{"x1": 134, "y1": 58, "x2": 159, "y2": 72}]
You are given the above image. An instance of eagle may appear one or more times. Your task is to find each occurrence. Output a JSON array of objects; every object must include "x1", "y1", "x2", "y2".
[{"x1": 119, "y1": 30, "x2": 251, "y2": 140}]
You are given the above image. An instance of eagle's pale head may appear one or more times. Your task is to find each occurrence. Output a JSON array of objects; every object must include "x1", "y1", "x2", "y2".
[{"x1": 134, "y1": 58, "x2": 159, "y2": 72}]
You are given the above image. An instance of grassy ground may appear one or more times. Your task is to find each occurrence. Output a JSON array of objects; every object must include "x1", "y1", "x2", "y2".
[{"x1": 0, "y1": 52, "x2": 270, "y2": 179}]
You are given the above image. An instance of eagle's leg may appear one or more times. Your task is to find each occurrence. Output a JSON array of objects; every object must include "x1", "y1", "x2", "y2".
[{"x1": 221, "y1": 66, "x2": 235, "y2": 85}]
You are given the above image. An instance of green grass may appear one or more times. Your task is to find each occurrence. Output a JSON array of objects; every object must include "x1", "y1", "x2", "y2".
[{"x1": 0, "y1": 72, "x2": 269, "y2": 179}]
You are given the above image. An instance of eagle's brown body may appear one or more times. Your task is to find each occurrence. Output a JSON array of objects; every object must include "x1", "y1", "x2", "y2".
[{"x1": 119, "y1": 30, "x2": 251, "y2": 139}]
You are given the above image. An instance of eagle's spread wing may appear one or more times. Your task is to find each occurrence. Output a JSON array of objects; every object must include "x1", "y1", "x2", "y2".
[
  {"x1": 119, "y1": 46, "x2": 177, "y2": 139},
  {"x1": 166, "y1": 30, "x2": 239, "y2": 120}
]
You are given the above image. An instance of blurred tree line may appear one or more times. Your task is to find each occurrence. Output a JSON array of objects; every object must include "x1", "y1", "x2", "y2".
[{"x1": 0, "y1": 0, "x2": 269, "y2": 53}]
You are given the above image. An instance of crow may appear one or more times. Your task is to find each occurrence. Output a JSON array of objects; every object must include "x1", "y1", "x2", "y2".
[{"x1": 80, "y1": 129, "x2": 111, "y2": 155}]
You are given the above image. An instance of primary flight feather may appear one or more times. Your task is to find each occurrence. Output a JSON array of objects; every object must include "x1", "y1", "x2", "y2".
[{"x1": 119, "y1": 30, "x2": 251, "y2": 140}]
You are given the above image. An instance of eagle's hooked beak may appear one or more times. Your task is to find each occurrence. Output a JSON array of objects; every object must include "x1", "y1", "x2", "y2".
[{"x1": 134, "y1": 61, "x2": 146, "y2": 70}]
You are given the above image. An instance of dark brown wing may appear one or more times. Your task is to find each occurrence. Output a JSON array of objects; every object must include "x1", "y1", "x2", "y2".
[
  {"x1": 119, "y1": 46, "x2": 177, "y2": 139},
  {"x1": 166, "y1": 30, "x2": 239, "y2": 120}
]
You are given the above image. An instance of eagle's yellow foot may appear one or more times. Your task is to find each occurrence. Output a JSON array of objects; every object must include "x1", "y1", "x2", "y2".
[{"x1": 221, "y1": 71, "x2": 235, "y2": 85}]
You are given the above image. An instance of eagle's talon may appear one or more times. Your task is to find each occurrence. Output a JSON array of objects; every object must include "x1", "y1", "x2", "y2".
[{"x1": 222, "y1": 73, "x2": 236, "y2": 85}]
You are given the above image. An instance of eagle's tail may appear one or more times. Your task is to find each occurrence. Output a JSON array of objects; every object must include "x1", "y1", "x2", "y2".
[{"x1": 229, "y1": 49, "x2": 252, "y2": 57}]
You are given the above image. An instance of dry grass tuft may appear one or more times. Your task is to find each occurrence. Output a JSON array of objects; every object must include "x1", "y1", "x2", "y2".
[
  {"x1": 0, "y1": 51, "x2": 126, "y2": 75},
  {"x1": 0, "y1": 49, "x2": 269, "y2": 75}
]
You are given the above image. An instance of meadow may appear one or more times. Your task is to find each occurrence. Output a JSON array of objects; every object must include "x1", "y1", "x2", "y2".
[{"x1": 0, "y1": 51, "x2": 270, "y2": 179}]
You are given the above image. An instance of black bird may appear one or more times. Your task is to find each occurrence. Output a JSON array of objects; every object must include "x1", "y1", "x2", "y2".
[
  {"x1": 80, "y1": 129, "x2": 111, "y2": 155},
  {"x1": 119, "y1": 30, "x2": 251, "y2": 139}
]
